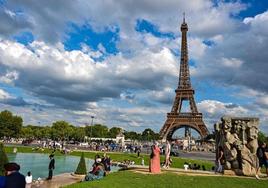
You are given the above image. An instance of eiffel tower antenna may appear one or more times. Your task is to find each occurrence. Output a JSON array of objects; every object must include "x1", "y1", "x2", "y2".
[{"x1": 159, "y1": 15, "x2": 209, "y2": 141}]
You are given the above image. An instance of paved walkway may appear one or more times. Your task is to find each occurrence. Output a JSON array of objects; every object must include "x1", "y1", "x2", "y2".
[
  {"x1": 128, "y1": 165, "x2": 218, "y2": 176},
  {"x1": 31, "y1": 173, "x2": 84, "y2": 188},
  {"x1": 128, "y1": 165, "x2": 268, "y2": 180}
]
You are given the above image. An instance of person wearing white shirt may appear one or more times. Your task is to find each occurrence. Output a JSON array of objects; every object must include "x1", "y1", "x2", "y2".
[
  {"x1": 183, "y1": 162, "x2": 189, "y2": 170},
  {"x1": 25, "y1": 171, "x2": 32, "y2": 184}
]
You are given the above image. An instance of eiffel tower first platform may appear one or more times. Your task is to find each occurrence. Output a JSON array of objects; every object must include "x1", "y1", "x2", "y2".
[{"x1": 160, "y1": 16, "x2": 209, "y2": 141}]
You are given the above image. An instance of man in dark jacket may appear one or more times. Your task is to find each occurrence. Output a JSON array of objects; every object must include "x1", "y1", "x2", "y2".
[
  {"x1": 4, "y1": 162, "x2": 26, "y2": 188},
  {"x1": 256, "y1": 142, "x2": 268, "y2": 179},
  {"x1": 47, "y1": 154, "x2": 55, "y2": 180}
]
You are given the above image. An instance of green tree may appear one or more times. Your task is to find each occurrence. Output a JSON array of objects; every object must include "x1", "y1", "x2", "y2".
[
  {"x1": 258, "y1": 131, "x2": 268, "y2": 145},
  {"x1": 108, "y1": 127, "x2": 121, "y2": 138},
  {"x1": 0, "y1": 110, "x2": 23, "y2": 138},
  {"x1": 39, "y1": 126, "x2": 52, "y2": 139},
  {"x1": 85, "y1": 124, "x2": 109, "y2": 138},
  {"x1": 205, "y1": 133, "x2": 215, "y2": 141},
  {"x1": 75, "y1": 152, "x2": 87, "y2": 175},
  {"x1": 0, "y1": 143, "x2": 9, "y2": 176},
  {"x1": 20, "y1": 126, "x2": 34, "y2": 139},
  {"x1": 142, "y1": 128, "x2": 157, "y2": 141},
  {"x1": 20, "y1": 125, "x2": 52, "y2": 140},
  {"x1": 124, "y1": 131, "x2": 141, "y2": 140},
  {"x1": 51, "y1": 121, "x2": 73, "y2": 141},
  {"x1": 71, "y1": 126, "x2": 86, "y2": 142}
]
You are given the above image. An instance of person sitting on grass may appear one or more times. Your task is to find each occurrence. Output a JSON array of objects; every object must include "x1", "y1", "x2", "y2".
[
  {"x1": 102, "y1": 153, "x2": 111, "y2": 174},
  {"x1": 84, "y1": 158, "x2": 105, "y2": 181},
  {"x1": 183, "y1": 162, "x2": 189, "y2": 170}
]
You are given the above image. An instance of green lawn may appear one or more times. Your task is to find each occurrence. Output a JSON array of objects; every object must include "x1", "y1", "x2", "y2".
[
  {"x1": 4, "y1": 145, "x2": 64, "y2": 155},
  {"x1": 64, "y1": 171, "x2": 268, "y2": 188}
]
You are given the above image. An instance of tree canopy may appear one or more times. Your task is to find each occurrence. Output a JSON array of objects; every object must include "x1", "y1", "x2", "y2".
[
  {"x1": 0, "y1": 143, "x2": 9, "y2": 176},
  {"x1": 0, "y1": 110, "x2": 23, "y2": 138}
]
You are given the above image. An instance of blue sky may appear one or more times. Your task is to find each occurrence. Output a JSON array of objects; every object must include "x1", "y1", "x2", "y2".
[{"x1": 0, "y1": 0, "x2": 268, "y2": 135}]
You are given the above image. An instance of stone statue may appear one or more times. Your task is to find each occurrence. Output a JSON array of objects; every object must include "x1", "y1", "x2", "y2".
[{"x1": 214, "y1": 116, "x2": 259, "y2": 176}]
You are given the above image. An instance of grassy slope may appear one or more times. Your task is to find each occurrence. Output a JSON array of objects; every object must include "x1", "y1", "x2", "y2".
[{"x1": 64, "y1": 171, "x2": 268, "y2": 188}]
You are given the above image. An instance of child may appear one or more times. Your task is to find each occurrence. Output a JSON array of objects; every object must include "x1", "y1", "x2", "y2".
[
  {"x1": 25, "y1": 171, "x2": 32, "y2": 184},
  {"x1": 141, "y1": 158, "x2": 144, "y2": 166}
]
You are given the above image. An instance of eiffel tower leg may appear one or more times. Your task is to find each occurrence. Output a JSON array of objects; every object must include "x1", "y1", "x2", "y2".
[
  {"x1": 178, "y1": 98, "x2": 182, "y2": 113},
  {"x1": 189, "y1": 96, "x2": 198, "y2": 113}
]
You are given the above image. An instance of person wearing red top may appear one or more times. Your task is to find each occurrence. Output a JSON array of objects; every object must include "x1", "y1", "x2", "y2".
[{"x1": 149, "y1": 141, "x2": 161, "y2": 174}]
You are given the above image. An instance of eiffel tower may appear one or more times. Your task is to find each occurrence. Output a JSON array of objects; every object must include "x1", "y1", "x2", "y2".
[{"x1": 160, "y1": 15, "x2": 209, "y2": 141}]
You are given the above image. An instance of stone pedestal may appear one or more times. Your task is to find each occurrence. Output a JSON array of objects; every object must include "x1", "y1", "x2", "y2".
[{"x1": 215, "y1": 116, "x2": 259, "y2": 176}]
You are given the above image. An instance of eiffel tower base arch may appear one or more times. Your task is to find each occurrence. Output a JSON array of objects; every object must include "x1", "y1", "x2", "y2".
[{"x1": 160, "y1": 113, "x2": 209, "y2": 142}]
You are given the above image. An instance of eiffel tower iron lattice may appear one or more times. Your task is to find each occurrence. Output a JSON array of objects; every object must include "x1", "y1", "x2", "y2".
[{"x1": 159, "y1": 16, "x2": 209, "y2": 141}]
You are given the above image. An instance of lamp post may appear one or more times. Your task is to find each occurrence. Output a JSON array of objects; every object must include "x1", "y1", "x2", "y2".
[
  {"x1": 147, "y1": 130, "x2": 150, "y2": 143},
  {"x1": 90, "y1": 116, "x2": 94, "y2": 141},
  {"x1": 188, "y1": 128, "x2": 191, "y2": 151}
]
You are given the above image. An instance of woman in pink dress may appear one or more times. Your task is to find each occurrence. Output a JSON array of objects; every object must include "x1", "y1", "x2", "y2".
[{"x1": 149, "y1": 142, "x2": 161, "y2": 173}]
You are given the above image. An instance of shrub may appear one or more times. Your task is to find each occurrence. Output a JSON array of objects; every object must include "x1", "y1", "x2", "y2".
[
  {"x1": 75, "y1": 152, "x2": 87, "y2": 175},
  {"x1": 0, "y1": 143, "x2": 9, "y2": 176}
]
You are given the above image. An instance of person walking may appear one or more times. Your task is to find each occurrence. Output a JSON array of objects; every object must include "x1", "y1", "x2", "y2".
[
  {"x1": 47, "y1": 154, "x2": 55, "y2": 180},
  {"x1": 256, "y1": 142, "x2": 268, "y2": 179},
  {"x1": 137, "y1": 147, "x2": 141, "y2": 157},
  {"x1": 149, "y1": 141, "x2": 161, "y2": 174},
  {"x1": 216, "y1": 146, "x2": 224, "y2": 173},
  {"x1": 163, "y1": 140, "x2": 171, "y2": 168},
  {"x1": 4, "y1": 162, "x2": 26, "y2": 188}
]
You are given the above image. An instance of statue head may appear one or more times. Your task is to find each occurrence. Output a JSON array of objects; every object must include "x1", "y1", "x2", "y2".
[
  {"x1": 247, "y1": 124, "x2": 258, "y2": 140},
  {"x1": 223, "y1": 117, "x2": 232, "y2": 132},
  {"x1": 234, "y1": 120, "x2": 242, "y2": 132}
]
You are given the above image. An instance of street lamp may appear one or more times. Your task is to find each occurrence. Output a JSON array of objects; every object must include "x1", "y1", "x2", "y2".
[
  {"x1": 146, "y1": 130, "x2": 151, "y2": 154},
  {"x1": 91, "y1": 116, "x2": 94, "y2": 126},
  {"x1": 90, "y1": 116, "x2": 94, "y2": 140}
]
